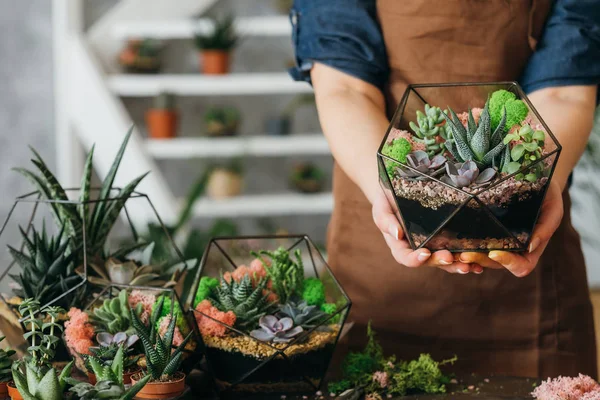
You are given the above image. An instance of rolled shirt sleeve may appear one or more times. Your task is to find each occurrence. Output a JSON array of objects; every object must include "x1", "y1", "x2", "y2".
[
  {"x1": 520, "y1": 0, "x2": 600, "y2": 94},
  {"x1": 288, "y1": 0, "x2": 389, "y2": 91}
]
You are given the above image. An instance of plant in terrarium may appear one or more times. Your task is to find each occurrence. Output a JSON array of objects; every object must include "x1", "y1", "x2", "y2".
[
  {"x1": 379, "y1": 83, "x2": 558, "y2": 251},
  {"x1": 193, "y1": 241, "x2": 346, "y2": 395},
  {"x1": 83, "y1": 332, "x2": 141, "y2": 383},
  {"x1": 14, "y1": 129, "x2": 186, "y2": 288},
  {"x1": 10, "y1": 299, "x2": 74, "y2": 400}
]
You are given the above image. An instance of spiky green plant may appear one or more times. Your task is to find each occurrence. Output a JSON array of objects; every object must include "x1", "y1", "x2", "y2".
[
  {"x1": 251, "y1": 247, "x2": 304, "y2": 304},
  {"x1": 12, "y1": 361, "x2": 72, "y2": 400},
  {"x1": 0, "y1": 337, "x2": 15, "y2": 382},
  {"x1": 8, "y1": 224, "x2": 80, "y2": 307},
  {"x1": 409, "y1": 104, "x2": 450, "y2": 156},
  {"x1": 442, "y1": 100, "x2": 508, "y2": 169},
  {"x1": 208, "y1": 274, "x2": 277, "y2": 331},
  {"x1": 130, "y1": 296, "x2": 192, "y2": 380},
  {"x1": 14, "y1": 128, "x2": 149, "y2": 271},
  {"x1": 194, "y1": 15, "x2": 238, "y2": 51},
  {"x1": 88, "y1": 290, "x2": 142, "y2": 335},
  {"x1": 501, "y1": 124, "x2": 547, "y2": 181}
]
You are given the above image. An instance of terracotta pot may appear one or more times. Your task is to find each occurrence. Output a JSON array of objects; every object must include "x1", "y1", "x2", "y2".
[
  {"x1": 0, "y1": 382, "x2": 8, "y2": 399},
  {"x1": 131, "y1": 372, "x2": 186, "y2": 399},
  {"x1": 146, "y1": 110, "x2": 178, "y2": 139},
  {"x1": 88, "y1": 372, "x2": 97, "y2": 385},
  {"x1": 199, "y1": 51, "x2": 230, "y2": 75},
  {"x1": 7, "y1": 382, "x2": 22, "y2": 400},
  {"x1": 88, "y1": 367, "x2": 140, "y2": 386},
  {"x1": 206, "y1": 169, "x2": 243, "y2": 199}
]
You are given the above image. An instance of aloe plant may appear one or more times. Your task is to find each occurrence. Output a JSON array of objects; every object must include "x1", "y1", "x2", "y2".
[
  {"x1": 0, "y1": 337, "x2": 15, "y2": 382},
  {"x1": 15, "y1": 128, "x2": 148, "y2": 270}
]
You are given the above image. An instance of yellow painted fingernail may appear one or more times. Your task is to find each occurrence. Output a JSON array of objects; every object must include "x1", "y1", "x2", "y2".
[{"x1": 528, "y1": 237, "x2": 540, "y2": 253}]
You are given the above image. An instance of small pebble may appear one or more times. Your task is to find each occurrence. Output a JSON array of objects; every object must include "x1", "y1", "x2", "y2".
[
  {"x1": 280, "y1": 396, "x2": 286, "y2": 399},
  {"x1": 387, "y1": 395, "x2": 392, "y2": 399},
  {"x1": 450, "y1": 379, "x2": 458, "y2": 384},
  {"x1": 303, "y1": 397, "x2": 308, "y2": 399},
  {"x1": 316, "y1": 391, "x2": 322, "y2": 396},
  {"x1": 468, "y1": 385, "x2": 475, "y2": 390},
  {"x1": 330, "y1": 394, "x2": 335, "y2": 397},
  {"x1": 484, "y1": 378, "x2": 490, "y2": 383}
]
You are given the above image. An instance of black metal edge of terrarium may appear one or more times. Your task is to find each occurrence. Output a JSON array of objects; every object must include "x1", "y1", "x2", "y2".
[
  {"x1": 0, "y1": 195, "x2": 91, "y2": 323},
  {"x1": 376, "y1": 84, "x2": 412, "y2": 155}
]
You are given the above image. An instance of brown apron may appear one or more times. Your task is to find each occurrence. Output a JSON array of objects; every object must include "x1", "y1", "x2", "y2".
[{"x1": 328, "y1": 0, "x2": 597, "y2": 378}]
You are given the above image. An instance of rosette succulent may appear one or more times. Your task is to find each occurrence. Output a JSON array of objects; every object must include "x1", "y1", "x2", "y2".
[
  {"x1": 278, "y1": 299, "x2": 329, "y2": 329},
  {"x1": 398, "y1": 151, "x2": 446, "y2": 179},
  {"x1": 442, "y1": 100, "x2": 508, "y2": 170},
  {"x1": 250, "y1": 315, "x2": 303, "y2": 344},
  {"x1": 443, "y1": 161, "x2": 497, "y2": 189},
  {"x1": 88, "y1": 290, "x2": 142, "y2": 335},
  {"x1": 409, "y1": 104, "x2": 449, "y2": 156},
  {"x1": 88, "y1": 332, "x2": 140, "y2": 370}
]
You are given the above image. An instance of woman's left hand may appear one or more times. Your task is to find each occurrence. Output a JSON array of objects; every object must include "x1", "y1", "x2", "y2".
[{"x1": 457, "y1": 180, "x2": 564, "y2": 277}]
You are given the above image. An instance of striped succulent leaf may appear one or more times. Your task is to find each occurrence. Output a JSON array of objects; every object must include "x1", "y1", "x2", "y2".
[{"x1": 79, "y1": 145, "x2": 95, "y2": 227}]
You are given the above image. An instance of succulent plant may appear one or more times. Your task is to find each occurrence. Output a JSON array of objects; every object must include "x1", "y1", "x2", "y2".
[
  {"x1": 88, "y1": 290, "x2": 142, "y2": 335},
  {"x1": 442, "y1": 161, "x2": 497, "y2": 189},
  {"x1": 130, "y1": 296, "x2": 193, "y2": 380},
  {"x1": 501, "y1": 124, "x2": 547, "y2": 182},
  {"x1": 8, "y1": 223, "x2": 80, "y2": 307},
  {"x1": 194, "y1": 15, "x2": 238, "y2": 51},
  {"x1": 209, "y1": 274, "x2": 277, "y2": 330},
  {"x1": 69, "y1": 346, "x2": 151, "y2": 400},
  {"x1": 204, "y1": 106, "x2": 241, "y2": 136},
  {"x1": 397, "y1": 151, "x2": 447, "y2": 179},
  {"x1": 88, "y1": 332, "x2": 140, "y2": 371},
  {"x1": 277, "y1": 298, "x2": 329, "y2": 329},
  {"x1": 442, "y1": 100, "x2": 508, "y2": 170},
  {"x1": 12, "y1": 361, "x2": 73, "y2": 400},
  {"x1": 250, "y1": 315, "x2": 303, "y2": 344},
  {"x1": 0, "y1": 337, "x2": 15, "y2": 382},
  {"x1": 409, "y1": 104, "x2": 449, "y2": 156},
  {"x1": 251, "y1": 247, "x2": 304, "y2": 304}
]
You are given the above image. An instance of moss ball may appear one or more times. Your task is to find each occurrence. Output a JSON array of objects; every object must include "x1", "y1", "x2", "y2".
[
  {"x1": 504, "y1": 99, "x2": 529, "y2": 129},
  {"x1": 302, "y1": 277, "x2": 326, "y2": 307},
  {"x1": 382, "y1": 138, "x2": 411, "y2": 163},
  {"x1": 489, "y1": 89, "x2": 516, "y2": 130},
  {"x1": 194, "y1": 276, "x2": 219, "y2": 307},
  {"x1": 321, "y1": 302, "x2": 341, "y2": 323}
]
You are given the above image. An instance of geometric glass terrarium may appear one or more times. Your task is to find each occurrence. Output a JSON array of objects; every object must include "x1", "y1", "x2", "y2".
[
  {"x1": 378, "y1": 82, "x2": 561, "y2": 252},
  {"x1": 190, "y1": 235, "x2": 350, "y2": 396}
]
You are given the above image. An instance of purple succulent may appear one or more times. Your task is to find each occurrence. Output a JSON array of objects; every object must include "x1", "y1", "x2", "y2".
[
  {"x1": 399, "y1": 150, "x2": 447, "y2": 178},
  {"x1": 96, "y1": 331, "x2": 139, "y2": 349},
  {"x1": 250, "y1": 315, "x2": 303, "y2": 344},
  {"x1": 443, "y1": 161, "x2": 497, "y2": 188}
]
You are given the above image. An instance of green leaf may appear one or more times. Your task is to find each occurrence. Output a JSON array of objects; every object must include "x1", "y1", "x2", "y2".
[
  {"x1": 511, "y1": 144, "x2": 526, "y2": 162},
  {"x1": 36, "y1": 368, "x2": 62, "y2": 400},
  {"x1": 79, "y1": 146, "x2": 95, "y2": 227},
  {"x1": 470, "y1": 103, "x2": 491, "y2": 160},
  {"x1": 506, "y1": 162, "x2": 522, "y2": 175},
  {"x1": 111, "y1": 346, "x2": 124, "y2": 386},
  {"x1": 533, "y1": 130, "x2": 546, "y2": 142},
  {"x1": 522, "y1": 142, "x2": 539, "y2": 152},
  {"x1": 443, "y1": 109, "x2": 473, "y2": 162},
  {"x1": 121, "y1": 374, "x2": 151, "y2": 400},
  {"x1": 58, "y1": 360, "x2": 73, "y2": 391},
  {"x1": 13, "y1": 168, "x2": 64, "y2": 232},
  {"x1": 525, "y1": 173, "x2": 538, "y2": 182}
]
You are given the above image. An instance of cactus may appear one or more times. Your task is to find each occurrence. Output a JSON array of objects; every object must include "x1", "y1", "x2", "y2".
[
  {"x1": 409, "y1": 105, "x2": 449, "y2": 156},
  {"x1": 442, "y1": 100, "x2": 508, "y2": 170}
]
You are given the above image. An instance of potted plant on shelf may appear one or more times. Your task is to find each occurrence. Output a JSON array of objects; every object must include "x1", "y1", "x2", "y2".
[
  {"x1": 146, "y1": 92, "x2": 178, "y2": 139},
  {"x1": 265, "y1": 94, "x2": 315, "y2": 136},
  {"x1": 84, "y1": 332, "x2": 140, "y2": 385},
  {"x1": 193, "y1": 15, "x2": 238, "y2": 75},
  {"x1": 290, "y1": 163, "x2": 325, "y2": 194},
  {"x1": 378, "y1": 82, "x2": 560, "y2": 252},
  {"x1": 0, "y1": 337, "x2": 15, "y2": 399},
  {"x1": 129, "y1": 296, "x2": 193, "y2": 399},
  {"x1": 9, "y1": 299, "x2": 74, "y2": 400},
  {"x1": 191, "y1": 236, "x2": 350, "y2": 396},
  {"x1": 206, "y1": 160, "x2": 244, "y2": 199},
  {"x1": 204, "y1": 106, "x2": 241, "y2": 137},
  {"x1": 118, "y1": 39, "x2": 162, "y2": 74}
]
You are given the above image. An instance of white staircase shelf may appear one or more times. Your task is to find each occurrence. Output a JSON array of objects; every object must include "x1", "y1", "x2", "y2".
[
  {"x1": 192, "y1": 193, "x2": 334, "y2": 218},
  {"x1": 146, "y1": 134, "x2": 330, "y2": 159},
  {"x1": 112, "y1": 16, "x2": 292, "y2": 39},
  {"x1": 108, "y1": 73, "x2": 313, "y2": 96}
]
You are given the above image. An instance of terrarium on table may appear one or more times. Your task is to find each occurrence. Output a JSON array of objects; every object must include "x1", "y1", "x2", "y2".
[
  {"x1": 63, "y1": 284, "x2": 198, "y2": 381},
  {"x1": 378, "y1": 82, "x2": 561, "y2": 252},
  {"x1": 190, "y1": 235, "x2": 350, "y2": 396}
]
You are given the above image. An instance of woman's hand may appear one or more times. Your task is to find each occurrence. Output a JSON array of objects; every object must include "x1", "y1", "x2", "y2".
[
  {"x1": 458, "y1": 180, "x2": 564, "y2": 277},
  {"x1": 372, "y1": 188, "x2": 481, "y2": 274}
]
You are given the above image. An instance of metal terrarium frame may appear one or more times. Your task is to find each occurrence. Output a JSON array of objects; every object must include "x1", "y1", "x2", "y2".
[
  {"x1": 0, "y1": 187, "x2": 191, "y2": 324},
  {"x1": 189, "y1": 234, "x2": 351, "y2": 394},
  {"x1": 377, "y1": 81, "x2": 562, "y2": 252}
]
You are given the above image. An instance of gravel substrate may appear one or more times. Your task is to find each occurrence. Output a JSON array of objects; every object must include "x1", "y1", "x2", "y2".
[{"x1": 411, "y1": 231, "x2": 529, "y2": 250}]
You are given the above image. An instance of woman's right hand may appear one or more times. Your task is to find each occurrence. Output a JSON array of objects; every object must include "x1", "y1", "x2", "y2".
[{"x1": 372, "y1": 188, "x2": 481, "y2": 274}]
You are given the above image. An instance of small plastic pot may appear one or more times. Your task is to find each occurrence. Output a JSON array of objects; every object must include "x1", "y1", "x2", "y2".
[
  {"x1": 131, "y1": 372, "x2": 186, "y2": 399},
  {"x1": 7, "y1": 382, "x2": 22, "y2": 400},
  {"x1": 146, "y1": 110, "x2": 178, "y2": 139},
  {"x1": 199, "y1": 51, "x2": 231, "y2": 75}
]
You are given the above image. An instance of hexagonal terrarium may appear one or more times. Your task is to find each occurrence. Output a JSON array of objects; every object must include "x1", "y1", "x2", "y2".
[
  {"x1": 63, "y1": 284, "x2": 198, "y2": 378},
  {"x1": 190, "y1": 235, "x2": 350, "y2": 396},
  {"x1": 378, "y1": 82, "x2": 561, "y2": 252}
]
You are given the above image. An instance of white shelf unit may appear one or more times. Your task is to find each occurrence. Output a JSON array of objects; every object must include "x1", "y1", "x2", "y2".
[
  {"x1": 191, "y1": 193, "x2": 333, "y2": 218},
  {"x1": 108, "y1": 73, "x2": 312, "y2": 96},
  {"x1": 146, "y1": 134, "x2": 330, "y2": 159},
  {"x1": 112, "y1": 16, "x2": 292, "y2": 39}
]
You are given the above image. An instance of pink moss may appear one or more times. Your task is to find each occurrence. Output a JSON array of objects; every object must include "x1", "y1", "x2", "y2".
[
  {"x1": 158, "y1": 316, "x2": 184, "y2": 346},
  {"x1": 532, "y1": 374, "x2": 600, "y2": 400},
  {"x1": 195, "y1": 300, "x2": 236, "y2": 337},
  {"x1": 372, "y1": 371, "x2": 389, "y2": 388},
  {"x1": 223, "y1": 259, "x2": 268, "y2": 285},
  {"x1": 129, "y1": 290, "x2": 156, "y2": 323},
  {"x1": 456, "y1": 107, "x2": 483, "y2": 128},
  {"x1": 64, "y1": 307, "x2": 94, "y2": 355}
]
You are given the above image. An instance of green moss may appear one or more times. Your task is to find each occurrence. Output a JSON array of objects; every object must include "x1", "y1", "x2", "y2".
[
  {"x1": 489, "y1": 89, "x2": 528, "y2": 131},
  {"x1": 328, "y1": 379, "x2": 353, "y2": 395},
  {"x1": 153, "y1": 295, "x2": 188, "y2": 335},
  {"x1": 504, "y1": 99, "x2": 529, "y2": 129},
  {"x1": 382, "y1": 138, "x2": 411, "y2": 163},
  {"x1": 194, "y1": 276, "x2": 219, "y2": 307},
  {"x1": 320, "y1": 302, "x2": 340, "y2": 323},
  {"x1": 301, "y1": 277, "x2": 326, "y2": 307},
  {"x1": 388, "y1": 354, "x2": 456, "y2": 396}
]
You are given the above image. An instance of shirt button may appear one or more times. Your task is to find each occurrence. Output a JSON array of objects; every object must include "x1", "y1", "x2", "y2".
[{"x1": 291, "y1": 12, "x2": 298, "y2": 25}]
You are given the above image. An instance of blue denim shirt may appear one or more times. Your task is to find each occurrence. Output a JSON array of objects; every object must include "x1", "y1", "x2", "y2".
[{"x1": 289, "y1": 0, "x2": 600, "y2": 96}]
